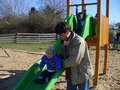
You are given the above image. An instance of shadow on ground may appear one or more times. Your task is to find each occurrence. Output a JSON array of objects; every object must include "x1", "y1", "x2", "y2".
[{"x1": 0, "y1": 70, "x2": 26, "y2": 90}]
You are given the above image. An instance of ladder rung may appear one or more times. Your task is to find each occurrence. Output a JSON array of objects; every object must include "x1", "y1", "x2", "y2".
[{"x1": 70, "y1": 2, "x2": 97, "y2": 7}]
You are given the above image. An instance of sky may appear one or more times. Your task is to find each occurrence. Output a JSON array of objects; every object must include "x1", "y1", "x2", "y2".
[
  {"x1": 109, "y1": 0, "x2": 120, "y2": 24},
  {"x1": 27, "y1": 0, "x2": 120, "y2": 24}
]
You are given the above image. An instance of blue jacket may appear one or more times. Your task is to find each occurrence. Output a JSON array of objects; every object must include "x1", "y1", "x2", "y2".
[{"x1": 39, "y1": 55, "x2": 62, "y2": 71}]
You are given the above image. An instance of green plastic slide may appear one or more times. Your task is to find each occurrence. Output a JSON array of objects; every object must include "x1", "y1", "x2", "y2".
[
  {"x1": 12, "y1": 14, "x2": 95, "y2": 90},
  {"x1": 81, "y1": 14, "x2": 95, "y2": 39},
  {"x1": 12, "y1": 38, "x2": 64, "y2": 90},
  {"x1": 64, "y1": 14, "x2": 76, "y2": 32},
  {"x1": 64, "y1": 14, "x2": 95, "y2": 39}
]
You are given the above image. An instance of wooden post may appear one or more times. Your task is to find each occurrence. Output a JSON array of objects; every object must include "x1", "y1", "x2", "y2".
[
  {"x1": 0, "y1": 46, "x2": 10, "y2": 57},
  {"x1": 103, "y1": 0, "x2": 109, "y2": 74},
  {"x1": 93, "y1": 0, "x2": 101, "y2": 87},
  {"x1": 15, "y1": 33, "x2": 17, "y2": 43},
  {"x1": 103, "y1": 44, "x2": 108, "y2": 74},
  {"x1": 82, "y1": 0, "x2": 86, "y2": 13},
  {"x1": 106, "y1": 0, "x2": 109, "y2": 17},
  {"x1": 67, "y1": 0, "x2": 71, "y2": 15}
]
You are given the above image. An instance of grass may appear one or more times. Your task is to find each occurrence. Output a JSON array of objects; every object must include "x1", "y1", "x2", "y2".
[
  {"x1": 109, "y1": 30, "x2": 114, "y2": 43},
  {"x1": 0, "y1": 30, "x2": 119, "y2": 52},
  {"x1": 0, "y1": 41, "x2": 55, "y2": 52},
  {"x1": 109, "y1": 30, "x2": 120, "y2": 48},
  {"x1": 0, "y1": 64, "x2": 3, "y2": 68}
]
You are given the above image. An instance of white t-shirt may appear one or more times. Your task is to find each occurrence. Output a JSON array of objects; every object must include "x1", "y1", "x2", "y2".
[{"x1": 113, "y1": 31, "x2": 117, "y2": 39}]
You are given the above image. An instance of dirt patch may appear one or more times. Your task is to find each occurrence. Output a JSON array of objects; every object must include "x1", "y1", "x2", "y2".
[{"x1": 0, "y1": 48, "x2": 120, "y2": 90}]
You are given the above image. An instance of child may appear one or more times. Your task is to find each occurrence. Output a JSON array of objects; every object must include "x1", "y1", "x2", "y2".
[{"x1": 34, "y1": 45, "x2": 62, "y2": 84}]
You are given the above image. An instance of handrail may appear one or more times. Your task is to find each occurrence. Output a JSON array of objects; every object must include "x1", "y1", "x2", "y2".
[{"x1": 70, "y1": 2, "x2": 97, "y2": 7}]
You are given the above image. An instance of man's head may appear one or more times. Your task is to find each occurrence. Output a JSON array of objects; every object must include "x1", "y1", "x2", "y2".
[
  {"x1": 55, "y1": 22, "x2": 71, "y2": 40},
  {"x1": 45, "y1": 46, "x2": 55, "y2": 59}
]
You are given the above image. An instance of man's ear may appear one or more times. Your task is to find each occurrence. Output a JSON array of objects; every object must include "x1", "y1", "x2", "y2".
[
  {"x1": 66, "y1": 31, "x2": 69, "y2": 34},
  {"x1": 66, "y1": 31, "x2": 71, "y2": 38},
  {"x1": 66, "y1": 31, "x2": 70, "y2": 36}
]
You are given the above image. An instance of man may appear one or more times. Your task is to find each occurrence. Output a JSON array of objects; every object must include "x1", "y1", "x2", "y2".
[
  {"x1": 116, "y1": 30, "x2": 120, "y2": 48},
  {"x1": 113, "y1": 31, "x2": 117, "y2": 48},
  {"x1": 55, "y1": 22, "x2": 93, "y2": 90}
]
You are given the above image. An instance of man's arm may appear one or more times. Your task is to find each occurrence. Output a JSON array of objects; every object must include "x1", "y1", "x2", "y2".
[
  {"x1": 63, "y1": 40, "x2": 86, "y2": 68},
  {"x1": 56, "y1": 57, "x2": 62, "y2": 70}
]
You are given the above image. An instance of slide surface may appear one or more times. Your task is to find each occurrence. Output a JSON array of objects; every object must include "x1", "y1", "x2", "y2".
[
  {"x1": 81, "y1": 14, "x2": 95, "y2": 39},
  {"x1": 12, "y1": 14, "x2": 95, "y2": 90},
  {"x1": 12, "y1": 39, "x2": 64, "y2": 90}
]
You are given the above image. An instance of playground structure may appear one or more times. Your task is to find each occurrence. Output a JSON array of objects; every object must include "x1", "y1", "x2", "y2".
[
  {"x1": 67, "y1": 0, "x2": 109, "y2": 87},
  {"x1": 12, "y1": 0, "x2": 109, "y2": 90},
  {"x1": 0, "y1": 46, "x2": 10, "y2": 57}
]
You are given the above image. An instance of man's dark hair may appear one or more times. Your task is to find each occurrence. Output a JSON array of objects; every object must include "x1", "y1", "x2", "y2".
[
  {"x1": 55, "y1": 22, "x2": 71, "y2": 34},
  {"x1": 31, "y1": 7, "x2": 35, "y2": 11}
]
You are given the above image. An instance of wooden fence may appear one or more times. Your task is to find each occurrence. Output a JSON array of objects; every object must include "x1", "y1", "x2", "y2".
[{"x1": 0, "y1": 33, "x2": 57, "y2": 43}]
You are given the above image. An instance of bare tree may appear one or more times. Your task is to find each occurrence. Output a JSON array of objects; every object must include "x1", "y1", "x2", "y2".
[
  {"x1": 32, "y1": 0, "x2": 67, "y2": 33},
  {"x1": 38, "y1": 0, "x2": 67, "y2": 17},
  {"x1": 0, "y1": 0, "x2": 29, "y2": 19},
  {"x1": 43, "y1": 0, "x2": 66, "y2": 11}
]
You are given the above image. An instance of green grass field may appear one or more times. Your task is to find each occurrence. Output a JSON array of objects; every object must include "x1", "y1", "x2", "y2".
[
  {"x1": 109, "y1": 30, "x2": 114, "y2": 43},
  {"x1": 109, "y1": 30, "x2": 120, "y2": 48},
  {"x1": 0, "y1": 30, "x2": 119, "y2": 52},
  {"x1": 0, "y1": 41, "x2": 55, "y2": 52}
]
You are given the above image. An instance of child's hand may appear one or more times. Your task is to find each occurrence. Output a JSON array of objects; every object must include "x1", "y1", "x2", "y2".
[{"x1": 40, "y1": 68, "x2": 42, "y2": 70}]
